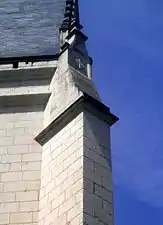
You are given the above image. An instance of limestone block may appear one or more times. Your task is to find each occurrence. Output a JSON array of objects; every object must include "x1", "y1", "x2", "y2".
[
  {"x1": 23, "y1": 171, "x2": 40, "y2": 181},
  {"x1": 19, "y1": 201, "x2": 39, "y2": 212},
  {"x1": 84, "y1": 191, "x2": 102, "y2": 216},
  {"x1": 39, "y1": 194, "x2": 48, "y2": 210},
  {"x1": 22, "y1": 162, "x2": 41, "y2": 171},
  {"x1": 22, "y1": 153, "x2": 42, "y2": 162},
  {"x1": 0, "y1": 130, "x2": 6, "y2": 137},
  {"x1": 51, "y1": 192, "x2": 65, "y2": 211},
  {"x1": 45, "y1": 208, "x2": 58, "y2": 225},
  {"x1": 84, "y1": 169, "x2": 102, "y2": 187},
  {"x1": 84, "y1": 178, "x2": 94, "y2": 194},
  {"x1": 69, "y1": 213, "x2": 83, "y2": 225},
  {"x1": 39, "y1": 204, "x2": 51, "y2": 220},
  {"x1": 14, "y1": 136, "x2": 36, "y2": 145},
  {"x1": 65, "y1": 178, "x2": 83, "y2": 201},
  {"x1": 51, "y1": 214, "x2": 66, "y2": 225},
  {"x1": 55, "y1": 169, "x2": 68, "y2": 186},
  {"x1": 0, "y1": 202, "x2": 19, "y2": 213},
  {"x1": 0, "y1": 193, "x2": 15, "y2": 203},
  {"x1": 4, "y1": 181, "x2": 26, "y2": 192},
  {"x1": 67, "y1": 202, "x2": 83, "y2": 222},
  {"x1": 1, "y1": 172, "x2": 22, "y2": 182},
  {"x1": 10, "y1": 212, "x2": 33, "y2": 224},
  {"x1": 95, "y1": 184, "x2": 113, "y2": 203},
  {"x1": 0, "y1": 147, "x2": 7, "y2": 155},
  {"x1": 0, "y1": 213, "x2": 10, "y2": 224},
  {"x1": 10, "y1": 163, "x2": 25, "y2": 172},
  {"x1": 0, "y1": 137, "x2": 13, "y2": 146},
  {"x1": 32, "y1": 211, "x2": 39, "y2": 223},
  {"x1": 16, "y1": 191, "x2": 38, "y2": 202},
  {"x1": 67, "y1": 157, "x2": 83, "y2": 177},
  {"x1": 94, "y1": 207, "x2": 113, "y2": 225},
  {"x1": 6, "y1": 128, "x2": 25, "y2": 136},
  {"x1": 0, "y1": 163, "x2": 10, "y2": 172},
  {"x1": 0, "y1": 183, "x2": 3, "y2": 192},
  {"x1": 84, "y1": 145, "x2": 109, "y2": 169},
  {"x1": 29, "y1": 144, "x2": 42, "y2": 153},
  {"x1": 103, "y1": 200, "x2": 113, "y2": 214},
  {"x1": 84, "y1": 213, "x2": 105, "y2": 225},
  {"x1": 26, "y1": 181, "x2": 40, "y2": 191},
  {"x1": 2, "y1": 154, "x2": 21, "y2": 163},
  {"x1": 58, "y1": 196, "x2": 76, "y2": 217},
  {"x1": 7, "y1": 145, "x2": 28, "y2": 155}
]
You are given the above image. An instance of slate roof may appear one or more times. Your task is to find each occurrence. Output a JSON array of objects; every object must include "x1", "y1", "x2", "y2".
[{"x1": 0, "y1": 0, "x2": 66, "y2": 58}]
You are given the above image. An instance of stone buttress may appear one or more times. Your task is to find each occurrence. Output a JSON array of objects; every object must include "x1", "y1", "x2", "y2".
[
  {"x1": 0, "y1": 1, "x2": 118, "y2": 225},
  {"x1": 35, "y1": 3, "x2": 118, "y2": 224}
]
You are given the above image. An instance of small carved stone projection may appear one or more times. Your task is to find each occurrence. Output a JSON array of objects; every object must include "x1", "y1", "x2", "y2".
[
  {"x1": 71, "y1": 55, "x2": 88, "y2": 75},
  {"x1": 0, "y1": 0, "x2": 66, "y2": 57}
]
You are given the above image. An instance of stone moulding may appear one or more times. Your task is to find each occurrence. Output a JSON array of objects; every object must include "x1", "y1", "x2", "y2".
[
  {"x1": 0, "y1": 67, "x2": 57, "y2": 84},
  {"x1": 0, "y1": 62, "x2": 57, "y2": 112},
  {"x1": 35, "y1": 93, "x2": 119, "y2": 146},
  {"x1": 0, "y1": 93, "x2": 51, "y2": 109}
]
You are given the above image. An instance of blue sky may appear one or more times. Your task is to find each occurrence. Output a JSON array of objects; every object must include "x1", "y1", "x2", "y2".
[{"x1": 80, "y1": 0, "x2": 163, "y2": 224}]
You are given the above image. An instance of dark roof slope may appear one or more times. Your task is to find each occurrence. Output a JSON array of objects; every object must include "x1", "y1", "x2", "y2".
[{"x1": 0, "y1": 0, "x2": 66, "y2": 58}]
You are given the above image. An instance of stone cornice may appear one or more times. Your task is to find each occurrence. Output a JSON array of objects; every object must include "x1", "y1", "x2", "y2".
[
  {"x1": 0, "y1": 93, "x2": 50, "y2": 113},
  {"x1": 0, "y1": 55, "x2": 59, "y2": 68},
  {"x1": 0, "y1": 66, "x2": 56, "y2": 88},
  {"x1": 35, "y1": 93, "x2": 119, "y2": 146}
]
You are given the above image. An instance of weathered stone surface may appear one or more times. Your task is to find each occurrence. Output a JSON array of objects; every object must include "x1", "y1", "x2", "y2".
[
  {"x1": 0, "y1": 8, "x2": 117, "y2": 223},
  {"x1": 0, "y1": 0, "x2": 66, "y2": 57},
  {"x1": 0, "y1": 111, "x2": 43, "y2": 225}
]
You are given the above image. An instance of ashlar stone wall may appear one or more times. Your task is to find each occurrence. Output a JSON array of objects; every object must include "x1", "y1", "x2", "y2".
[
  {"x1": 39, "y1": 110, "x2": 113, "y2": 225},
  {"x1": 39, "y1": 113, "x2": 84, "y2": 225},
  {"x1": 83, "y1": 111, "x2": 113, "y2": 225},
  {"x1": 0, "y1": 110, "x2": 43, "y2": 225}
]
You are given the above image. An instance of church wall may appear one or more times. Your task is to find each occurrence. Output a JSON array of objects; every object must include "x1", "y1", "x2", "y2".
[
  {"x1": 39, "y1": 109, "x2": 114, "y2": 225},
  {"x1": 0, "y1": 110, "x2": 43, "y2": 225},
  {"x1": 39, "y1": 112, "x2": 84, "y2": 225},
  {"x1": 83, "y1": 111, "x2": 113, "y2": 225}
]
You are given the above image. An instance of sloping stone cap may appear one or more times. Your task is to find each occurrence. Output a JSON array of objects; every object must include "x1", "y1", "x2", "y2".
[{"x1": 35, "y1": 93, "x2": 119, "y2": 146}]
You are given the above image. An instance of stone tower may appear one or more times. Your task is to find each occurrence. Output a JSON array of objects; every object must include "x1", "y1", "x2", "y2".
[{"x1": 0, "y1": 1, "x2": 118, "y2": 225}]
